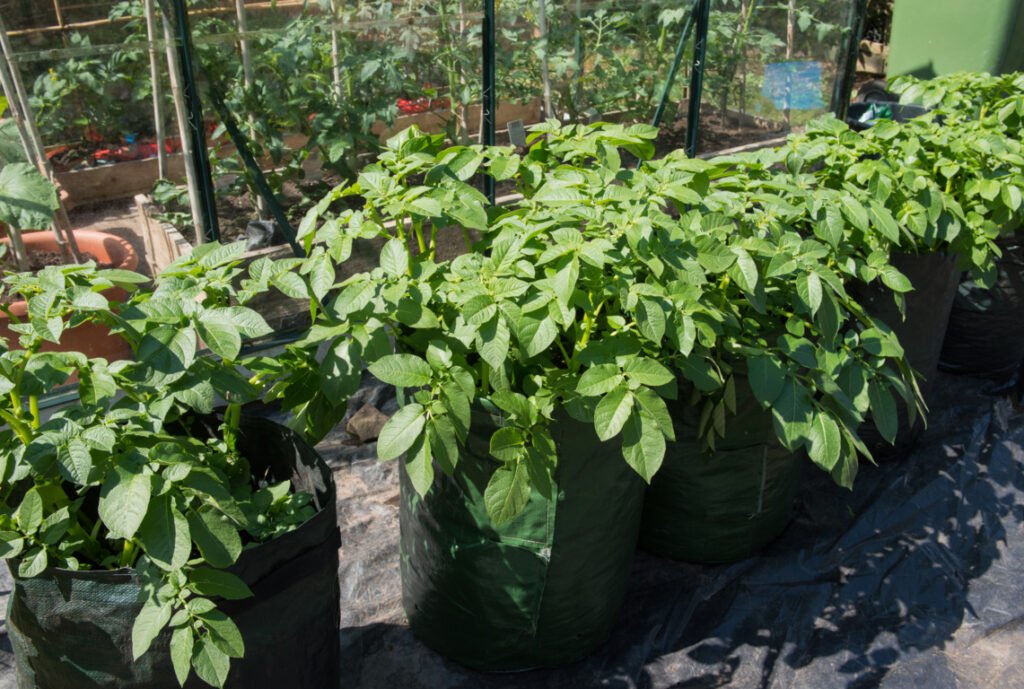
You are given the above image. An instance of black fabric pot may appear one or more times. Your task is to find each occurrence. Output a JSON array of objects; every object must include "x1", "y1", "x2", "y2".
[
  {"x1": 940, "y1": 232, "x2": 1024, "y2": 378},
  {"x1": 640, "y1": 378, "x2": 801, "y2": 564},
  {"x1": 399, "y1": 409, "x2": 644, "y2": 672},
  {"x1": 851, "y1": 251, "x2": 961, "y2": 457},
  {"x1": 7, "y1": 416, "x2": 341, "y2": 689}
]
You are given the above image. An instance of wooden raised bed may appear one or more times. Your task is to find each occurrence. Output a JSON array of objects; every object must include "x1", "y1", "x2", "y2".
[{"x1": 58, "y1": 101, "x2": 543, "y2": 207}]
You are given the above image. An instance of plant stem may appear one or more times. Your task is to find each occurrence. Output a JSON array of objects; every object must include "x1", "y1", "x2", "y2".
[
  {"x1": 119, "y1": 539, "x2": 136, "y2": 568},
  {"x1": 556, "y1": 339, "x2": 572, "y2": 366},
  {"x1": 28, "y1": 395, "x2": 40, "y2": 429},
  {"x1": 414, "y1": 223, "x2": 427, "y2": 254},
  {"x1": 223, "y1": 403, "x2": 242, "y2": 453},
  {"x1": 579, "y1": 312, "x2": 595, "y2": 349},
  {"x1": 0, "y1": 409, "x2": 32, "y2": 445}
]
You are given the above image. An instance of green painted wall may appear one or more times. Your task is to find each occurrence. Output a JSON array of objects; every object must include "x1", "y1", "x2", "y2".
[{"x1": 888, "y1": 0, "x2": 1024, "y2": 77}]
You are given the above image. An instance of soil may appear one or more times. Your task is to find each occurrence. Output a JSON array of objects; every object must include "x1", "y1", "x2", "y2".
[
  {"x1": 170, "y1": 175, "x2": 346, "y2": 247},
  {"x1": 659, "y1": 104, "x2": 789, "y2": 159},
  {"x1": 157, "y1": 106, "x2": 787, "y2": 252},
  {"x1": 21, "y1": 250, "x2": 113, "y2": 272}
]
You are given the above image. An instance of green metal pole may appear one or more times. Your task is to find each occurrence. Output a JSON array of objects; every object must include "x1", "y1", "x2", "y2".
[
  {"x1": 574, "y1": 0, "x2": 583, "y2": 112},
  {"x1": 686, "y1": 0, "x2": 711, "y2": 157},
  {"x1": 482, "y1": 0, "x2": 496, "y2": 203},
  {"x1": 199, "y1": 65, "x2": 306, "y2": 258},
  {"x1": 830, "y1": 0, "x2": 868, "y2": 120},
  {"x1": 163, "y1": 0, "x2": 220, "y2": 243},
  {"x1": 651, "y1": 1, "x2": 699, "y2": 129}
]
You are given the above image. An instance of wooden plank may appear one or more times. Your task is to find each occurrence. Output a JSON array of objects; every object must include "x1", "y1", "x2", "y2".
[
  {"x1": 134, "y1": 193, "x2": 191, "y2": 275},
  {"x1": 57, "y1": 154, "x2": 186, "y2": 206},
  {"x1": 371, "y1": 99, "x2": 543, "y2": 140},
  {"x1": 856, "y1": 40, "x2": 888, "y2": 76}
]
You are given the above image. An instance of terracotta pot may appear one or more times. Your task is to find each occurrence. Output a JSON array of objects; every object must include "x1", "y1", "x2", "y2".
[{"x1": 1, "y1": 230, "x2": 140, "y2": 361}]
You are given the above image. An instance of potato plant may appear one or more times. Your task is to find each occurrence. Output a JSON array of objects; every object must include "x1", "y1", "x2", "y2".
[
  {"x1": 0, "y1": 243, "x2": 318, "y2": 688},
  {"x1": 260, "y1": 123, "x2": 917, "y2": 526}
]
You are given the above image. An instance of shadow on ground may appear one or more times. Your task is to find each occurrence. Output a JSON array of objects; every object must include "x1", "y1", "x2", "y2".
[
  {"x1": 335, "y1": 373, "x2": 1024, "y2": 689},
  {"x1": 0, "y1": 374, "x2": 1019, "y2": 689}
]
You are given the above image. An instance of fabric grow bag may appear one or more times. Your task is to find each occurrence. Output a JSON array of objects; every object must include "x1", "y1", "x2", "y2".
[
  {"x1": 640, "y1": 379, "x2": 801, "y2": 564},
  {"x1": 851, "y1": 251, "x2": 961, "y2": 456},
  {"x1": 7, "y1": 416, "x2": 341, "y2": 689},
  {"x1": 939, "y1": 232, "x2": 1024, "y2": 378},
  {"x1": 399, "y1": 408, "x2": 645, "y2": 672}
]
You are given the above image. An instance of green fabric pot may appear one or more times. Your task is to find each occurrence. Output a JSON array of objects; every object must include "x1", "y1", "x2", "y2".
[
  {"x1": 399, "y1": 409, "x2": 644, "y2": 671},
  {"x1": 6, "y1": 417, "x2": 341, "y2": 689},
  {"x1": 640, "y1": 378, "x2": 801, "y2": 564}
]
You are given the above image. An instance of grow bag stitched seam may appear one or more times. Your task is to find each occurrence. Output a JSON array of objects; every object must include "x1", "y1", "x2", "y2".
[
  {"x1": 527, "y1": 473, "x2": 559, "y2": 637},
  {"x1": 750, "y1": 445, "x2": 769, "y2": 520}
]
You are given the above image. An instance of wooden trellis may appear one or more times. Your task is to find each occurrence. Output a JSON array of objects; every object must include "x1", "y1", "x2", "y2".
[
  {"x1": 0, "y1": 0, "x2": 308, "y2": 37},
  {"x1": 0, "y1": 0, "x2": 313, "y2": 247}
]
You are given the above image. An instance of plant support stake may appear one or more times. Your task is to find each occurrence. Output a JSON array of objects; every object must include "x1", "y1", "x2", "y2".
[
  {"x1": 160, "y1": 0, "x2": 220, "y2": 244},
  {"x1": 197, "y1": 63, "x2": 305, "y2": 258},
  {"x1": 160, "y1": 6, "x2": 205, "y2": 243},
  {"x1": 482, "y1": 0, "x2": 496, "y2": 203},
  {"x1": 144, "y1": 0, "x2": 168, "y2": 179},
  {"x1": 0, "y1": 12, "x2": 81, "y2": 264},
  {"x1": 537, "y1": 0, "x2": 554, "y2": 118},
  {"x1": 0, "y1": 61, "x2": 33, "y2": 269},
  {"x1": 329, "y1": 0, "x2": 343, "y2": 99},
  {"x1": 234, "y1": 0, "x2": 267, "y2": 218},
  {"x1": 686, "y1": 0, "x2": 711, "y2": 158},
  {"x1": 651, "y1": 0, "x2": 698, "y2": 130},
  {"x1": 830, "y1": 0, "x2": 868, "y2": 120}
]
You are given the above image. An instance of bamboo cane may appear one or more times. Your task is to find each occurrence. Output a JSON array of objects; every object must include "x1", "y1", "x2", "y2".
[
  {"x1": 145, "y1": 0, "x2": 168, "y2": 179},
  {"x1": 0, "y1": 50, "x2": 35, "y2": 270},
  {"x1": 330, "y1": 0, "x2": 343, "y2": 100},
  {"x1": 161, "y1": 9, "x2": 206, "y2": 244},
  {"x1": 0, "y1": 12, "x2": 81, "y2": 264},
  {"x1": 537, "y1": 0, "x2": 554, "y2": 118},
  {"x1": 234, "y1": 0, "x2": 267, "y2": 218},
  {"x1": 784, "y1": 0, "x2": 795, "y2": 128}
]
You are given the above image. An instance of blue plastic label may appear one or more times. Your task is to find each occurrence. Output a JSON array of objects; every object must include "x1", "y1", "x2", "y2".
[{"x1": 762, "y1": 61, "x2": 825, "y2": 111}]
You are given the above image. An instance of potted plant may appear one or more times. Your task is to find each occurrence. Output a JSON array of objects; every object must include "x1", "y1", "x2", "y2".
[
  {"x1": 706, "y1": 106, "x2": 1024, "y2": 453},
  {"x1": 889, "y1": 72, "x2": 1024, "y2": 378},
  {"x1": 267, "y1": 123, "x2": 690, "y2": 670},
  {"x1": 621, "y1": 149, "x2": 923, "y2": 563},
  {"x1": 0, "y1": 241, "x2": 340, "y2": 689},
  {"x1": 0, "y1": 155, "x2": 141, "y2": 361}
]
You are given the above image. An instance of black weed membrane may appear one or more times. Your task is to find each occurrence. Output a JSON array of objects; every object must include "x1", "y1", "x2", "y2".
[{"x1": 334, "y1": 372, "x2": 1024, "y2": 689}]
